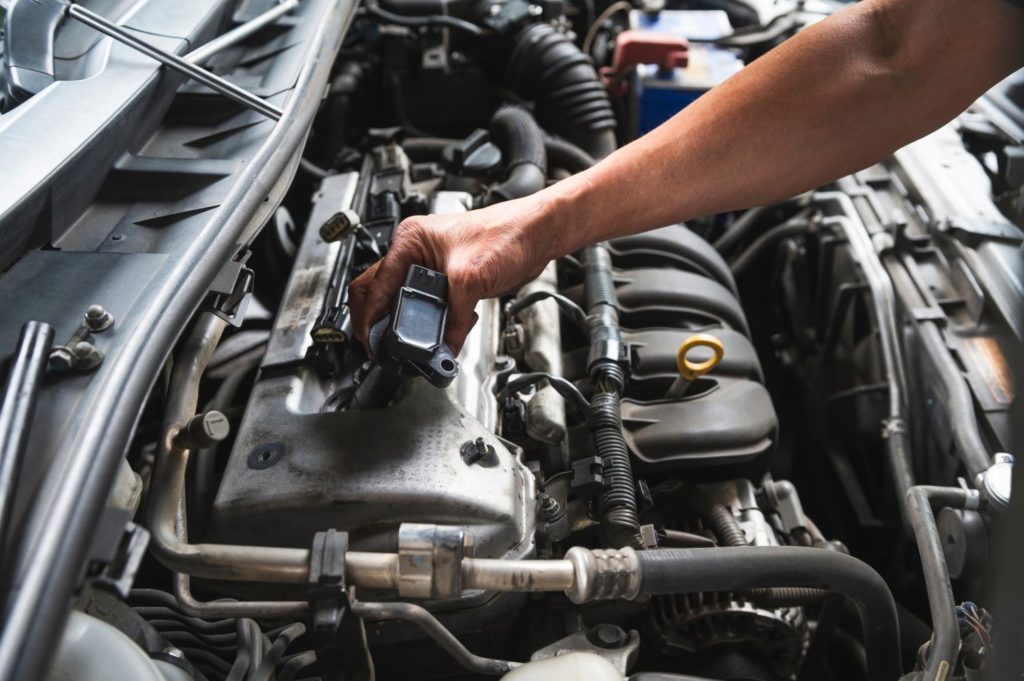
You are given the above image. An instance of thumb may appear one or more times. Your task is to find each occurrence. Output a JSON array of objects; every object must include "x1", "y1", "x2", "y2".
[{"x1": 444, "y1": 286, "x2": 480, "y2": 355}]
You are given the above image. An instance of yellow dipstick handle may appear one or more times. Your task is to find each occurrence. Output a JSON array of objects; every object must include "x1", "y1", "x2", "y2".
[{"x1": 666, "y1": 333, "x2": 725, "y2": 398}]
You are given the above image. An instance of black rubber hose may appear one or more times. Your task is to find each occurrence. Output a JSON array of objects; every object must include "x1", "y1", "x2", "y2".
[
  {"x1": 402, "y1": 137, "x2": 456, "y2": 162},
  {"x1": 729, "y1": 217, "x2": 813, "y2": 276},
  {"x1": 636, "y1": 547, "x2": 902, "y2": 681},
  {"x1": 544, "y1": 137, "x2": 597, "y2": 174},
  {"x1": 907, "y1": 486, "x2": 976, "y2": 681},
  {"x1": 705, "y1": 504, "x2": 827, "y2": 607},
  {"x1": 506, "y1": 23, "x2": 617, "y2": 159},
  {"x1": 485, "y1": 106, "x2": 547, "y2": 205}
]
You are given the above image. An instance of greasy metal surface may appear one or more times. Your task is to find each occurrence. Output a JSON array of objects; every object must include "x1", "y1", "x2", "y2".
[{"x1": 211, "y1": 377, "x2": 537, "y2": 561}]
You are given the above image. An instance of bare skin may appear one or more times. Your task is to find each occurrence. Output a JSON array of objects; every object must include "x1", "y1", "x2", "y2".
[{"x1": 351, "y1": 0, "x2": 1024, "y2": 354}]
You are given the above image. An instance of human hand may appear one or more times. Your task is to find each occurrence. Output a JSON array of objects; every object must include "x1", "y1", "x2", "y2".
[{"x1": 349, "y1": 195, "x2": 563, "y2": 355}]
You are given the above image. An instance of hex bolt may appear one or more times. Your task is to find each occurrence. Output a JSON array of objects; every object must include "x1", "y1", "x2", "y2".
[
  {"x1": 460, "y1": 437, "x2": 494, "y2": 465},
  {"x1": 71, "y1": 341, "x2": 104, "y2": 371},
  {"x1": 48, "y1": 346, "x2": 76, "y2": 373},
  {"x1": 84, "y1": 304, "x2": 114, "y2": 332},
  {"x1": 590, "y1": 624, "x2": 628, "y2": 649},
  {"x1": 539, "y1": 494, "x2": 561, "y2": 520}
]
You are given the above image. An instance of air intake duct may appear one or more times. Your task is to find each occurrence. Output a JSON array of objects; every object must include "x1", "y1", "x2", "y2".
[{"x1": 506, "y1": 24, "x2": 617, "y2": 159}]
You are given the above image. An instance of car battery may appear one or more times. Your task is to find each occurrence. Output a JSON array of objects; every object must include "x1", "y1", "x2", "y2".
[{"x1": 629, "y1": 10, "x2": 743, "y2": 136}]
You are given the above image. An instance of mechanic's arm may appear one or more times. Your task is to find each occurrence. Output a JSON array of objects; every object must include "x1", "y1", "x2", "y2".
[{"x1": 352, "y1": 0, "x2": 1024, "y2": 352}]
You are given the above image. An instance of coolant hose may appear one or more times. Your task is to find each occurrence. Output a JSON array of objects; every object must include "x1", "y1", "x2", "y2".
[
  {"x1": 484, "y1": 106, "x2": 547, "y2": 205},
  {"x1": 636, "y1": 547, "x2": 902, "y2": 681},
  {"x1": 506, "y1": 23, "x2": 617, "y2": 159},
  {"x1": 544, "y1": 137, "x2": 596, "y2": 174},
  {"x1": 907, "y1": 486, "x2": 977, "y2": 681}
]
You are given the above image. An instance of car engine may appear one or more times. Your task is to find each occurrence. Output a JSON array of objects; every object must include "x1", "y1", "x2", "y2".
[{"x1": 0, "y1": 1, "x2": 1021, "y2": 680}]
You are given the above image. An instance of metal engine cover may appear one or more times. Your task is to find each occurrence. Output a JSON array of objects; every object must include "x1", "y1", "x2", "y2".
[
  {"x1": 209, "y1": 377, "x2": 536, "y2": 560},
  {"x1": 209, "y1": 174, "x2": 535, "y2": 565}
]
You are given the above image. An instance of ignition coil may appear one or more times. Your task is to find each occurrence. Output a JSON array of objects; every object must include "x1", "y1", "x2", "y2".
[{"x1": 368, "y1": 265, "x2": 459, "y2": 388}]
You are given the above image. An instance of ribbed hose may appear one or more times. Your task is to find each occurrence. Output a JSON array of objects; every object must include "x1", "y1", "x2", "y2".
[
  {"x1": 707, "y1": 504, "x2": 827, "y2": 607},
  {"x1": 591, "y1": 393, "x2": 641, "y2": 547},
  {"x1": 582, "y1": 244, "x2": 641, "y2": 549},
  {"x1": 484, "y1": 106, "x2": 547, "y2": 205},
  {"x1": 506, "y1": 23, "x2": 617, "y2": 159}
]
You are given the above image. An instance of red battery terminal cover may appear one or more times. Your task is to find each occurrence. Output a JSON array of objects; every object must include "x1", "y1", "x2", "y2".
[{"x1": 600, "y1": 30, "x2": 690, "y2": 97}]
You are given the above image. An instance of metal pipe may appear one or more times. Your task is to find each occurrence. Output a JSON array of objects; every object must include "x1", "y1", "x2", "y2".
[
  {"x1": 173, "y1": 573, "x2": 308, "y2": 619},
  {"x1": 67, "y1": 4, "x2": 283, "y2": 121},
  {"x1": 0, "y1": 322, "x2": 53, "y2": 556},
  {"x1": 461, "y1": 557, "x2": 575, "y2": 592},
  {"x1": 907, "y1": 485, "x2": 979, "y2": 681},
  {"x1": 185, "y1": 0, "x2": 300, "y2": 65},
  {"x1": 352, "y1": 601, "x2": 520, "y2": 675},
  {"x1": 816, "y1": 193, "x2": 915, "y2": 531},
  {"x1": 147, "y1": 313, "x2": 311, "y2": 583}
]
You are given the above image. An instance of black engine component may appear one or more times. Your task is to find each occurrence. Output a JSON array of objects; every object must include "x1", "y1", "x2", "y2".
[{"x1": 369, "y1": 265, "x2": 460, "y2": 388}]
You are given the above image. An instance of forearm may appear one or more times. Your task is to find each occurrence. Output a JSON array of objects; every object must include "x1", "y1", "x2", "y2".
[{"x1": 534, "y1": 0, "x2": 1024, "y2": 257}]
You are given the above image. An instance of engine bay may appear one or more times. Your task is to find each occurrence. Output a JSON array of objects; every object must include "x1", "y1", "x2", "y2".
[{"x1": 0, "y1": 0, "x2": 1022, "y2": 680}]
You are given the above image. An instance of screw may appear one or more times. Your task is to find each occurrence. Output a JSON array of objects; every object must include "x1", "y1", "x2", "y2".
[
  {"x1": 84, "y1": 304, "x2": 114, "y2": 332},
  {"x1": 591, "y1": 624, "x2": 628, "y2": 649}
]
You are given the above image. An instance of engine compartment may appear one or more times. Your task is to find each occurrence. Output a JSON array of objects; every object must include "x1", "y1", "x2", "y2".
[{"x1": 0, "y1": 1, "x2": 1021, "y2": 680}]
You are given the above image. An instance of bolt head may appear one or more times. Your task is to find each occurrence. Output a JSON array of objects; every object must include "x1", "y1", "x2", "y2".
[
  {"x1": 84, "y1": 305, "x2": 113, "y2": 332},
  {"x1": 72, "y1": 341, "x2": 104, "y2": 370},
  {"x1": 48, "y1": 347, "x2": 74, "y2": 372},
  {"x1": 591, "y1": 623, "x2": 627, "y2": 649}
]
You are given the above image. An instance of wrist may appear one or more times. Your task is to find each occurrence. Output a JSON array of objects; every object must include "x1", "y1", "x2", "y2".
[{"x1": 528, "y1": 176, "x2": 594, "y2": 262}]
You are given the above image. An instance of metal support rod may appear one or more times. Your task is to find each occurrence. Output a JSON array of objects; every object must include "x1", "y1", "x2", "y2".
[
  {"x1": 352, "y1": 601, "x2": 520, "y2": 675},
  {"x1": 66, "y1": 3, "x2": 284, "y2": 121},
  {"x1": 0, "y1": 322, "x2": 54, "y2": 555},
  {"x1": 185, "y1": 0, "x2": 300, "y2": 65}
]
